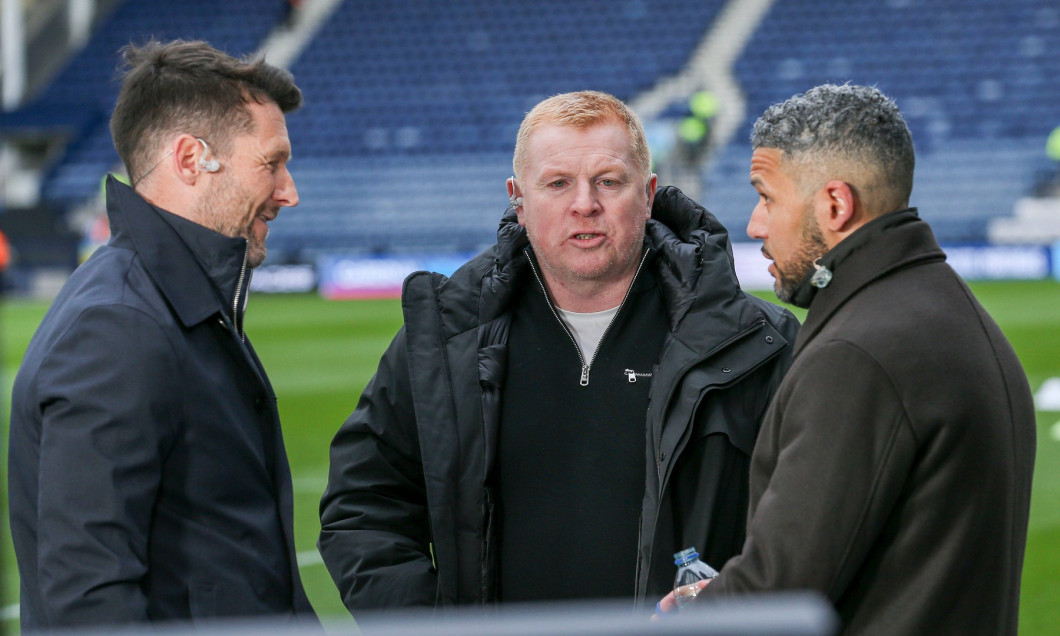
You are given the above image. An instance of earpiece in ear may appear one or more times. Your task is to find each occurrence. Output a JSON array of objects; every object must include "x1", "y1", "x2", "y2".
[
  {"x1": 509, "y1": 175, "x2": 522, "y2": 208},
  {"x1": 197, "y1": 138, "x2": 220, "y2": 173}
]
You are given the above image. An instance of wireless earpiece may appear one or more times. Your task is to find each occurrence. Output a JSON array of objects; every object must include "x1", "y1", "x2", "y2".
[
  {"x1": 197, "y1": 138, "x2": 220, "y2": 173},
  {"x1": 509, "y1": 175, "x2": 523, "y2": 208}
]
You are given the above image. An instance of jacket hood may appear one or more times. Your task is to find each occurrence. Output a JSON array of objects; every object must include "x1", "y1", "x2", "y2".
[
  {"x1": 647, "y1": 187, "x2": 777, "y2": 363},
  {"x1": 646, "y1": 186, "x2": 747, "y2": 332}
]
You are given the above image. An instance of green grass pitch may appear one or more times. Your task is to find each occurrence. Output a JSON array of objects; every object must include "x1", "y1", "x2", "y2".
[{"x1": 3, "y1": 279, "x2": 1059, "y2": 633}]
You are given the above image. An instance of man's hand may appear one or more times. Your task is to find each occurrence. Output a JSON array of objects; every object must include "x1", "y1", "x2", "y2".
[{"x1": 652, "y1": 578, "x2": 712, "y2": 621}]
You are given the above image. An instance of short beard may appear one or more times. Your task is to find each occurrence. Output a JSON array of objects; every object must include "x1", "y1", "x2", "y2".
[
  {"x1": 774, "y1": 208, "x2": 829, "y2": 304},
  {"x1": 193, "y1": 176, "x2": 268, "y2": 269}
]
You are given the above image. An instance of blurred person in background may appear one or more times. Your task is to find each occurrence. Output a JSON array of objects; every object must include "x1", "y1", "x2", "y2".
[
  {"x1": 1043, "y1": 123, "x2": 1060, "y2": 196},
  {"x1": 8, "y1": 39, "x2": 316, "y2": 629},
  {"x1": 655, "y1": 84, "x2": 1036, "y2": 635},
  {"x1": 319, "y1": 90, "x2": 799, "y2": 611},
  {"x1": 0, "y1": 227, "x2": 11, "y2": 274}
]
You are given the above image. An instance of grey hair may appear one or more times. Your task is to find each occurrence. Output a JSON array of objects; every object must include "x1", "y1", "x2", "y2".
[{"x1": 751, "y1": 84, "x2": 915, "y2": 213}]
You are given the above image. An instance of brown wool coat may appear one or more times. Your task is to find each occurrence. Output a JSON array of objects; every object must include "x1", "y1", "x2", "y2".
[{"x1": 706, "y1": 213, "x2": 1036, "y2": 635}]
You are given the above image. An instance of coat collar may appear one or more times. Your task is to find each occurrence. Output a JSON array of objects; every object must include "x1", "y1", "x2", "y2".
[
  {"x1": 105, "y1": 175, "x2": 248, "y2": 328},
  {"x1": 793, "y1": 210, "x2": 947, "y2": 356}
]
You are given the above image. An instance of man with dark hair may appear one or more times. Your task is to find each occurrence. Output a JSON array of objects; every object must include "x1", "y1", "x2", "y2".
[
  {"x1": 9, "y1": 39, "x2": 315, "y2": 629},
  {"x1": 655, "y1": 84, "x2": 1036, "y2": 634},
  {"x1": 319, "y1": 90, "x2": 799, "y2": 611}
]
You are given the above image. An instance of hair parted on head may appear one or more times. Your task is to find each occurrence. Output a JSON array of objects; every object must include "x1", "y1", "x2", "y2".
[{"x1": 110, "y1": 39, "x2": 302, "y2": 184}]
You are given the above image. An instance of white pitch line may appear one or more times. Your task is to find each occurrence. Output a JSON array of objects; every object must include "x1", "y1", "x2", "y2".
[{"x1": 297, "y1": 549, "x2": 325, "y2": 568}]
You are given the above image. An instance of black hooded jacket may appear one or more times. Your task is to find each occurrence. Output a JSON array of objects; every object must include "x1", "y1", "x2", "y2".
[{"x1": 319, "y1": 186, "x2": 799, "y2": 610}]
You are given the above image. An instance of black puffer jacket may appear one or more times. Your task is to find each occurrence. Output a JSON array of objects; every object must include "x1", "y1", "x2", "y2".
[{"x1": 319, "y1": 186, "x2": 800, "y2": 611}]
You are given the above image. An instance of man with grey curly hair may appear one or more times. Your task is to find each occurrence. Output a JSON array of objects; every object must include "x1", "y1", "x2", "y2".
[{"x1": 656, "y1": 84, "x2": 1035, "y2": 635}]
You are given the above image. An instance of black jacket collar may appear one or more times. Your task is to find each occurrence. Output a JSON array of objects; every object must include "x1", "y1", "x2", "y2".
[
  {"x1": 105, "y1": 176, "x2": 249, "y2": 328},
  {"x1": 439, "y1": 185, "x2": 768, "y2": 357}
]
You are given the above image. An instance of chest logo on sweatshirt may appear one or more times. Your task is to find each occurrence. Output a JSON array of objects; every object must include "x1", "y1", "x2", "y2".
[{"x1": 624, "y1": 368, "x2": 653, "y2": 383}]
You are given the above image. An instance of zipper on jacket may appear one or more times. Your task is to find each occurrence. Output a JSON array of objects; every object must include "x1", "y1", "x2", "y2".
[
  {"x1": 525, "y1": 247, "x2": 651, "y2": 387},
  {"x1": 232, "y1": 244, "x2": 250, "y2": 343}
]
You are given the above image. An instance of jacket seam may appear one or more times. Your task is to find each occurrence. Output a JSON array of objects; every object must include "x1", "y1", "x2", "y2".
[{"x1": 818, "y1": 339, "x2": 916, "y2": 598}]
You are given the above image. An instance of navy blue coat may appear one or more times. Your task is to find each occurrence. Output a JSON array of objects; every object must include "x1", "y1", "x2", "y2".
[{"x1": 8, "y1": 178, "x2": 314, "y2": 629}]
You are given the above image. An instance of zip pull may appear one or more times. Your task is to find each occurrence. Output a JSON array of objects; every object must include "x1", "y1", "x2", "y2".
[
  {"x1": 580, "y1": 365, "x2": 590, "y2": 387},
  {"x1": 625, "y1": 368, "x2": 637, "y2": 383}
]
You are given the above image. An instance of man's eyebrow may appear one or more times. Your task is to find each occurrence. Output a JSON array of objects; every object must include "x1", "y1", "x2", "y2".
[{"x1": 268, "y1": 146, "x2": 292, "y2": 161}]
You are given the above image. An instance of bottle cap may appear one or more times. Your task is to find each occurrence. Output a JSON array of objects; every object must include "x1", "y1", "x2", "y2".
[{"x1": 673, "y1": 547, "x2": 699, "y2": 565}]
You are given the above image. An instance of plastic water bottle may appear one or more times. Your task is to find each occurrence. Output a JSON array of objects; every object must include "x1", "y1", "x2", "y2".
[{"x1": 673, "y1": 547, "x2": 718, "y2": 609}]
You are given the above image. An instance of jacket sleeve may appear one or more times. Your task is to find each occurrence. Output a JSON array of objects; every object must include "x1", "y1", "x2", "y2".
[
  {"x1": 706, "y1": 339, "x2": 916, "y2": 600},
  {"x1": 32, "y1": 305, "x2": 180, "y2": 626},
  {"x1": 318, "y1": 326, "x2": 438, "y2": 611}
]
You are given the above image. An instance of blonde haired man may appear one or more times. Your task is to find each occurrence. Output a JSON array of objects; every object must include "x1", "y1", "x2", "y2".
[{"x1": 320, "y1": 91, "x2": 799, "y2": 610}]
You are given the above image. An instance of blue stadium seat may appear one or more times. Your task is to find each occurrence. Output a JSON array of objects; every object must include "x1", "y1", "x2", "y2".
[
  {"x1": 11, "y1": 0, "x2": 1060, "y2": 252},
  {"x1": 8, "y1": 0, "x2": 284, "y2": 204},
  {"x1": 703, "y1": 0, "x2": 1060, "y2": 243}
]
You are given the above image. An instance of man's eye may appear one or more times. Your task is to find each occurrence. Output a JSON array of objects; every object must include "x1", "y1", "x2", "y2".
[
  {"x1": 549, "y1": 180, "x2": 566, "y2": 188},
  {"x1": 600, "y1": 179, "x2": 617, "y2": 187}
]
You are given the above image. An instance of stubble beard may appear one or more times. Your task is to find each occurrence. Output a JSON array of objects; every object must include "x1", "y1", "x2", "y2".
[
  {"x1": 533, "y1": 213, "x2": 648, "y2": 289},
  {"x1": 194, "y1": 176, "x2": 269, "y2": 269},
  {"x1": 774, "y1": 208, "x2": 829, "y2": 304}
]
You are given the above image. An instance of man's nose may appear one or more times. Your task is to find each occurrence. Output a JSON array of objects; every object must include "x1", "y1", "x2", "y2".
[
  {"x1": 276, "y1": 168, "x2": 298, "y2": 207},
  {"x1": 746, "y1": 204, "x2": 767, "y2": 240},
  {"x1": 570, "y1": 181, "x2": 601, "y2": 216}
]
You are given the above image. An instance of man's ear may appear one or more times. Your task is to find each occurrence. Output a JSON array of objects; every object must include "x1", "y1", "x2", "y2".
[
  {"x1": 507, "y1": 176, "x2": 526, "y2": 226},
  {"x1": 644, "y1": 173, "x2": 658, "y2": 218},
  {"x1": 174, "y1": 134, "x2": 207, "y2": 184},
  {"x1": 821, "y1": 180, "x2": 858, "y2": 233}
]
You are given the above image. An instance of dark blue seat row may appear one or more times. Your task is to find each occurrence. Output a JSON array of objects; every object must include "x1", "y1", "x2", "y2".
[
  {"x1": 7, "y1": 0, "x2": 1060, "y2": 250},
  {"x1": 6, "y1": 0, "x2": 284, "y2": 202},
  {"x1": 284, "y1": 0, "x2": 725, "y2": 161},
  {"x1": 701, "y1": 0, "x2": 1060, "y2": 243}
]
